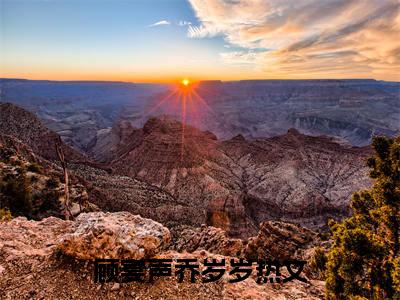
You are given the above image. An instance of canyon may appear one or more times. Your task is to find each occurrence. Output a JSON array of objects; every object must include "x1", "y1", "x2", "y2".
[
  {"x1": 0, "y1": 102, "x2": 372, "y2": 238},
  {"x1": 0, "y1": 78, "x2": 398, "y2": 299}
]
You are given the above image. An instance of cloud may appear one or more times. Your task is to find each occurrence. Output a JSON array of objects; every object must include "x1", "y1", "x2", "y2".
[
  {"x1": 187, "y1": 24, "x2": 220, "y2": 38},
  {"x1": 149, "y1": 20, "x2": 171, "y2": 27},
  {"x1": 220, "y1": 50, "x2": 265, "y2": 65},
  {"x1": 178, "y1": 21, "x2": 192, "y2": 26},
  {"x1": 187, "y1": 0, "x2": 400, "y2": 80}
]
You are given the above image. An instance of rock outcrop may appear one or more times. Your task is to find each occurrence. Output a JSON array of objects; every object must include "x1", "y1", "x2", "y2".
[
  {"x1": 220, "y1": 128, "x2": 372, "y2": 230},
  {"x1": 0, "y1": 216, "x2": 73, "y2": 261},
  {"x1": 69, "y1": 164, "x2": 196, "y2": 230},
  {"x1": 87, "y1": 120, "x2": 138, "y2": 163},
  {"x1": 59, "y1": 212, "x2": 171, "y2": 259},
  {"x1": 174, "y1": 225, "x2": 244, "y2": 256},
  {"x1": 108, "y1": 116, "x2": 252, "y2": 236},
  {"x1": 243, "y1": 221, "x2": 319, "y2": 261},
  {"x1": 0, "y1": 215, "x2": 325, "y2": 300}
]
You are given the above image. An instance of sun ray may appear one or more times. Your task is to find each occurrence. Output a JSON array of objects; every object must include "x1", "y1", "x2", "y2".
[
  {"x1": 192, "y1": 87, "x2": 236, "y2": 137},
  {"x1": 192, "y1": 90, "x2": 215, "y2": 115},
  {"x1": 145, "y1": 89, "x2": 178, "y2": 116},
  {"x1": 180, "y1": 92, "x2": 187, "y2": 162},
  {"x1": 188, "y1": 92, "x2": 202, "y2": 129},
  {"x1": 142, "y1": 78, "x2": 227, "y2": 162}
]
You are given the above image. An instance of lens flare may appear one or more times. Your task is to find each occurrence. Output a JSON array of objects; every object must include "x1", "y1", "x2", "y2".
[{"x1": 143, "y1": 78, "x2": 216, "y2": 162}]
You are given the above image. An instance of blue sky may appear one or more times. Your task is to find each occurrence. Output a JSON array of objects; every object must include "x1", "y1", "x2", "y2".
[
  {"x1": 1, "y1": 0, "x2": 399, "y2": 82},
  {"x1": 1, "y1": 0, "x2": 232, "y2": 82}
]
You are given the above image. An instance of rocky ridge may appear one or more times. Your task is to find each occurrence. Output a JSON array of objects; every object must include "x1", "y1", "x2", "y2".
[
  {"x1": 0, "y1": 103, "x2": 87, "y2": 162},
  {"x1": 90, "y1": 116, "x2": 372, "y2": 237},
  {"x1": 0, "y1": 103, "x2": 372, "y2": 238}
]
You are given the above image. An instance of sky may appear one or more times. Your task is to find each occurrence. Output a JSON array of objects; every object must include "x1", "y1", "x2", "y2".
[{"x1": 1, "y1": 0, "x2": 399, "y2": 82}]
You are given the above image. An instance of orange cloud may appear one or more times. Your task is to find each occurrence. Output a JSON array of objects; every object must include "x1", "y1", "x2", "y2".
[{"x1": 188, "y1": 0, "x2": 400, "y2": 80}]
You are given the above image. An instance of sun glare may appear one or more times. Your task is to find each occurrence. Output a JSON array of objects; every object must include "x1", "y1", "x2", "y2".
[
  {"x1": 145, "y1": 77, "x2": 215, "y2": 161},
  {"x1": 182, "y1": 78, "x2": 190, "y2": 86}
]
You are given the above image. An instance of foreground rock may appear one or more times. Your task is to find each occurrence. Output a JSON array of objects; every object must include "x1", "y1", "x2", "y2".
[
  {"x1": 0, "y1": 216, "x2": 325, "y2": 299},
  {"x1": 174, "y1": 221, "x2": 320, "y2": 263},
  {"x1": 174, "y1": 225, "x2": 244, "y2": 256},
  {"x1": 0, "y1": 216, "x2": 73, "y2": 261},
  {"x1": 59, "y1": 212, "x2": 171, "y2": 259}
]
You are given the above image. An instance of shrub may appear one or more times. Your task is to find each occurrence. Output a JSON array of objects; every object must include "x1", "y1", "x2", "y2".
[
  {"x1": 325, "y1": 136, "x2": 400, "y2": 299},
  {"x1": 309, "y1": 247, "x2": 328, "y2": 278},
  {"x1": 0, "y1": 170, "x2": 33, "y2": 217},
  {"x1": 30, "y1": 175, "x2": 39, "y2": 183},
  {"x1": 0, "y1": 208, "x2": 12, "y2": 221},
  {"x1": 46, "y1": 177, "x2": 59, "y2": 188},
  {"x1": 27, "y1": 162, "x2": 42, "y2": 173},
  {"x1": 40, "y1": 190, "x2": 60, "y2": 212}
]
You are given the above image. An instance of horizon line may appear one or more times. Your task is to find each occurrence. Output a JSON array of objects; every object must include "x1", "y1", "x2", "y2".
[{"x1": 1, "y1": 77, "x2": 399, "y2": 85}]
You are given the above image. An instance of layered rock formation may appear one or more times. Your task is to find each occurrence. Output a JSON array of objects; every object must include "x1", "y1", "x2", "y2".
[
  {"x1": 220, "y1": 128, "x2": 372, "y2": 230},
  {"x1": 174, "y1": 225, "x2": 244, "y2": 256},
  {"x1": 69, "y1": 164, "x2": 196, "y2": 232},
  {"x1": 0, "y1": 104, "x2": 197, "y2": 234},
  {"x1": 91, "y1": 116, "x2": 371, "y2": 237},
  {"x1": 110, "y1": 117, "x2": 255, "y2": 236},
  {"x1": 0, "y1": 78, "x2": 168, "y2": 150},
  {"x1": 243, "y1": 221, "x2": 319, "y2": 261},
  {"x1": 87, "y1": 120, "x2": 138, "y2": 162},
  {"x1": 0, "y1": 103, "x2": 372, "y2": 238}
]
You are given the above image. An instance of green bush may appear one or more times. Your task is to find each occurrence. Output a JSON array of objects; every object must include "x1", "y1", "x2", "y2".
[
  {"x1": 27, "y1": 162, "x2": 42, "y2": 173},
  {"x1": 40, "y1": 190, "x2": 60, "y2": 212},
  {"x1": 0, "y1": 208, "x2": 12, "y2": 221},
  {"x1": 310, "y1": 247, "x2": 328, "y2": 278},
  {"x1": 325, "y1": 136, "x2": 400, "y2": 299},
  {"x1": 46, "y1": 177, "x2": 59, "y2": 188},
  {"x1": 30, "y1": 175, "x2": 39, "y2": 183},
  {"x1": 0, "y1": 170, "x2": 33, "y2": 217}
]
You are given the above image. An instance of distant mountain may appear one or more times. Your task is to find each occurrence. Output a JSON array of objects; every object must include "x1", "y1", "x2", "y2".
[
  {"x1": 136, "y1": 79, "x2": 399, "y2": 146},
  {"x1": 0, "y1": 79, "x2": 169, "y2": 150},
  {"x1": 1, "y1": 79, "x2": 398, "y2": 150},
  {"x1": 90, "y1": 116, "x2": 372, "y2": 237}
]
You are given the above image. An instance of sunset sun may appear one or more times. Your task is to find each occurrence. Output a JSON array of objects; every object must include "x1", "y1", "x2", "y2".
[{"x1": 182, "y1": 79, "x2": 190, "y2": 86}]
